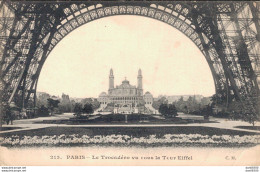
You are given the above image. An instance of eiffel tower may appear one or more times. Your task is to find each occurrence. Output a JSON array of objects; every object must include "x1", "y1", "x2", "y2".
[{"x1": 0, "y1": 1, "x2": 259, "y2": 117}]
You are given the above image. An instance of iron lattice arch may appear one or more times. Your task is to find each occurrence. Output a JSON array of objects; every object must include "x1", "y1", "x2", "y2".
[{"x1": 0, "y1": 1, "x2": 259, "y2": 114}]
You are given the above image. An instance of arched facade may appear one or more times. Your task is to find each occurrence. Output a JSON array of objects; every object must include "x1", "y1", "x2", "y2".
[
  {"x1": 0, "y1": 1, "x2": 259, "y2": 114},
  {"x1": 98, "y1": 69, "x2": 146, "y2": 106}
]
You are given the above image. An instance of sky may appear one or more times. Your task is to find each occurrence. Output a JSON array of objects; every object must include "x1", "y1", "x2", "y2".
[{"x1": 37, "y1": 15, "x2": 215, "y2": 98}]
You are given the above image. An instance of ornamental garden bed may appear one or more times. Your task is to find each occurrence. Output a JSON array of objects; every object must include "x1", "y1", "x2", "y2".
[
  {"x1": 0, "y1": 133, "x2": 259, "y2": 148},
  {"x1": 33, "y1": 114, "x2": 217, "y2": 125},
  {"x1": 0, "y1": 126, "x2": 258, "y2": 138},
  {"x1": 1, "y1": 126, "x2": 259, "y2": 147}
]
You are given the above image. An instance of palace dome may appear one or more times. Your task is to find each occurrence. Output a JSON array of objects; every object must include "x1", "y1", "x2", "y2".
[
  {"x1": 118, "y1": 79, "x2": 136, "y2": 89},
  {"x1": 122, "y1": 79, "x2": 130, "y2": 84},
  {"x1": 144, "y1": 91, "x2": 153, "y2": 98},
  {"x1": 99, "y1": 92, "x2": 107, "y2": 97}
]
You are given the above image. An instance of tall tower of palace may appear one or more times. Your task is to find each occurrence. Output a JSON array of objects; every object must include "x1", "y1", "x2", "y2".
[
  {"x1": 137, "y1": 69, "x2": 143, "y2": 90},
  {"x1": 109, "y1": 68, "x2": 114, "y2": 90}
]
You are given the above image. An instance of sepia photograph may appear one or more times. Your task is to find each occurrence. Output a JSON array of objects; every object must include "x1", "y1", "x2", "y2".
[{"x1": 0, "y1": 0, "x2": 259, "y2": 166}]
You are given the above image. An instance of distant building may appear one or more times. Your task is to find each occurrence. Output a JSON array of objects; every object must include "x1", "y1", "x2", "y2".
[
  {"x1": 98, "y1": 69, "x2": 154, "y2": 114},
  {"x1": 143, "y1": 92, "x2": 153, "y2": 105}
]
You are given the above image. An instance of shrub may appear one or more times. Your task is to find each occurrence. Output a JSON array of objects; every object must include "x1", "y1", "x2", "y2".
[
  {"x1": 37, "y1": 105, "x2": 49, "y2": 117},
  {"x1": 83, "y1": 103, "x2": 94, "y2": 114},
  {"x1": 159, "y1": 104, "x2": 178, "y2": 118}
]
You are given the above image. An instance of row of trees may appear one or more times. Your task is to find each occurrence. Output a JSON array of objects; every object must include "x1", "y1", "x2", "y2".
[
  {"x1": 2, "y1": 96, "x2": 100, "y2": 123},
  {"x1": 153, "y1": 96, "x2": 211, "y2": 114},
  {"x1": 152, "y1": 95, "x2": 259, "y2": 126},
  {"x1": 158, "y1": 103, "x2": 212, "y2": 119},
  {"x1": 211, "y1": 93, "x2": 259, "y2": 126},
  {"x1": 36, "y1": 96, "x2": 101, "y2": 117},
  {"x1": 1, "y1": 97, "x2": 60, "y2": 125},
  {"x1": 37, "y1": 98, "x2": 60, "y2": 117}
]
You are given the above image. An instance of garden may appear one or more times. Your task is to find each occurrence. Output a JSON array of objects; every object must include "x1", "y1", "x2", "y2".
[
  {"x1": 0, "y1": 126, "x2": 259, "y2": 147},
  {"x1": 33, "y1": 113, "x2": 216, "y2": 125}
]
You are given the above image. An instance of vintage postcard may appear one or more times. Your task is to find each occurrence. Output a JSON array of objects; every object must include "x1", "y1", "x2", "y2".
[{"x1": 0, "y1": 0, "x2": 259, "y2": 166}]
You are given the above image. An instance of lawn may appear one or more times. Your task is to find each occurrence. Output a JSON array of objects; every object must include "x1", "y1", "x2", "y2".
[
  {"x1": 0, "y1": 126, "x2": 258, "y2": 138},
  {"x1": 34, "y1": 114, "x2": 216, "y2": 125}
]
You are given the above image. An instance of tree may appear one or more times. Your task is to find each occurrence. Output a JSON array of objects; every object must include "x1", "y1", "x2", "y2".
[
  {"x1": 47, "y1": 98, "x2": 60, "y2": 115},
  {"x1": 186, "y1": 96, "x2": 193, "y2": 113},
  {"x1": 201, "y1": 104, "x2": 212, "y2": 120},
  {"x1": 81, "y1": 98, "x2": 93, "y2": 105},
  {"x1": 201, "y1": 97, "x2": 211, "y2": 106},
  {"x1": 36, "y1": 93, "x2": 50, "y2": 107},
  {"x1": 159, "y1": 103, "x2": 178, "y2": 118},
  {"x1": 168, "y1": 104, "x2": 178, "y2": 117},
  {"x1": 242, "y1": 102, "x2": 259, "y2": 126},
  {"x1": 175, "y1": 96, "x2": 187, "y2": 112},
  {"x1": 243, "y1": 113, "x2": 258, "y2": 126},
  {"x1": 91, "y1": 99, "x2": 100, "y2": 110},
  {"x1": 80, "y1": 98, "x2": 100, "y2": 110},
  {"x1": 210, "y1": 93, "x2": 228, "y2": 106},
  {"x1": 178, "y1": 96, "x2": 184, "y2": 102},
  {"x1": 152, "y1": 97, "x2": 168, "y2": 110},
  {"x1": 187, "y1": 96, "x2": 193, "y2": 103},
  {"x1": 183, "y1": 105, "x2": 188, "y2": 113},
  {"x1": 83, "y1": 103, "x2": 94, "y2": 114},
  {"x1": 159, "y1": 104, "x2": 168, "y2": 116},
  {"x1": 74, "y1": 103, "x2": 82, "y2": 116}
]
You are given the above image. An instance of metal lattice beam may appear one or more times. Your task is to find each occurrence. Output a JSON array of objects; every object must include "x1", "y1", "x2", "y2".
[{"x1": 0, "y1": 0, "x2": 259, "y2": 116}]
